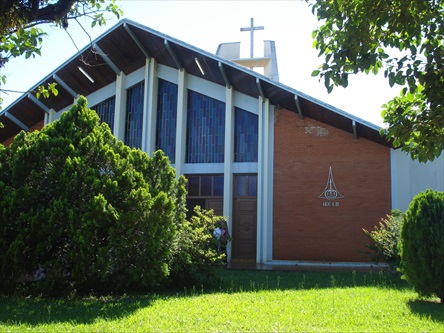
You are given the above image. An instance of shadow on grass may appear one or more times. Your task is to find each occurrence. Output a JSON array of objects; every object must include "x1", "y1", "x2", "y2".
[
  {"x1": 407, "y1": 299, "x2": 444, "y2": 323},
  {"x1": 0, "y1": 269, "x2": 408, "y2": 327},
  {"x1": 0, "y1": 294, "x2": 158, "y2": 326}
]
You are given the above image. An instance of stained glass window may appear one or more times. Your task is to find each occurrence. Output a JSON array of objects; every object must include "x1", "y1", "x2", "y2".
[
  {"x1": 201, "y1": 176, "x2": 212, "y2": 196},
  {"x1": 91, "y1": 96, "x2": 115, "y2": 133},
  {"x1": 236, "y1": 175, "x2": 248, "y2": 196},
  {"x1": 235, "y1": 174, "x2": 257, "y2": 197},
  {"x1": 156, "y1": 79, "x2": 178, "y2": 163},
  {"x1": 248, "y1": 175, "x2": 258, "y2": 196},
  {"x1": 186, "y1": 90, "x2": 225, "y2": 163},
  {"x1": 213, "y1": 176, "x2": 224, "y2": 196},
  {"x1": 125, "y1": 81, "x2": 144, "y2": 149},
  {"x1": 188, "y1": 176, "x2": 200, "y2": 196},
  {"x1": 234, "y1": 107, "x2": 258, "y2": 162},
  {"x1": 185, "y1": 175, "x2": 224, "y2": 197}
]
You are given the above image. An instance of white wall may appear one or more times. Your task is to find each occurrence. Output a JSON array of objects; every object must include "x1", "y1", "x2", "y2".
[{"x1": 391, "y1": 149, "x2": 444, "y2": 211}]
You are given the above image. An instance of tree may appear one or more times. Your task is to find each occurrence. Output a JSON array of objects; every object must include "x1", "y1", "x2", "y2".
[
  {"x1": 363, "y1": 209, "x2": 403, "y2": 270},
  {"x1": 400, "y1": 189, "x2": 444, "y2": 302},
  {"x1": 169, "y1": 206, "x2": 230, "y2": 288},
  {"x1": 0, "y1": 96, "x2": 187, "y2": 295},
  {"x1": 311, "y1": 0, "x2": 444, "y2": 162},
  {"x1": 0, "y1": 0, "x2": 122, "y2": 105}
]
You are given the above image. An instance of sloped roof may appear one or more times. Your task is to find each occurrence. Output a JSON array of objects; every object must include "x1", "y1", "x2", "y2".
[{"x1": 0, "y1": 19, "x2": 391, "y2": 147}]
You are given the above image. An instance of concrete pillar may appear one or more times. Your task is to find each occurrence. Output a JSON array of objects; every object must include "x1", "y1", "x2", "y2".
[
  {"x1": 113, "y1": 72, "x2": 127, "y2": 142},
  {"x1": 143, "y1": 58, "x2": 158, "y2": 154},
  {"x1": 174, "y1": 70, "x2": 187, "y2": 176},
  {"x1": 223, "y1": 86, "x2": 234, "y2": 262}
]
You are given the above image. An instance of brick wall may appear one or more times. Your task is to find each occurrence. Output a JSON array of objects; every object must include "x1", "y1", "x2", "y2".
[{"x1": 273, "y1": 109, "x2": 391, "y2": 262}]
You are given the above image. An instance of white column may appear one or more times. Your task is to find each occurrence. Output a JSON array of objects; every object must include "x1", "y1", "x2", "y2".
[
  {"x1": 256, "y1": 98, "x2": 272, "y2": 263},
  {"x1": 143, "y1": 58, "x2": 158, "y2": 154},
  {"x1": 44, "y1": 112, "x2": 50, "y2": 125},
  {"x1": 261, "y1": 99, "x2": 271, "y2": 263},
  {"x1": 47, "y1": 108, "x2": 56, "y2": 124},
  {"x1": 256, "y1": 96, "x2": 264, "y2": 263},
  {"x1": 113, "y1": 72, "x2": 127, "y2": 142},
  {"x1": 223, "y1": 86, "x2": 234, "y2": 262},
  {"x1": 174, "y1": 69, "x2": 187, "y2": 176},
  {"x1": 267, "y1": 104, "x2": 274, "y2": 262}
]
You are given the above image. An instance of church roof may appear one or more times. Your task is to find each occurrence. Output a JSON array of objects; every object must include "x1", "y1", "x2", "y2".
[{"x1": 0, "y1": 19, "x2": 391, "y2": 147}]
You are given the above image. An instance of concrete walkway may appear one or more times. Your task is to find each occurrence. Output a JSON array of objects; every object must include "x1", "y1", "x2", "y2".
[{"x1": 227, "y1": 261, "x2": 389, "y2": 272}]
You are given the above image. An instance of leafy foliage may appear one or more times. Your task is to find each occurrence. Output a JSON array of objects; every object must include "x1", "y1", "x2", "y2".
[
  {"x1": 0, "y1": 0, "x2": 123, "y2": 107},
  {"x1": 36, "y1": 82, "x2": 58, "y2": 99},
  {"x1": 0, "y1": 1, "x2": 123, "y2": 33},
  {"x1": 311, "y1": 0, "x2": 444, "y2": 162},
  {"x1": 0, "y1": 96, "x2": 187, "y2": 295},
  {"x1": 1, "y1": 25, "x2": 44, "y2": 62},
  {"x1": 400, "y1": 189, "x2": 444, "y2": 302},
  {"x1": 363, "y1": 209, "x2": 403, "y2": 269},
  {"x1": 169, "y1": 206, "x2": 230, "y2": 288},
  {"x1": 0, "y1": 0, "x2": 122, "y2": 67}
]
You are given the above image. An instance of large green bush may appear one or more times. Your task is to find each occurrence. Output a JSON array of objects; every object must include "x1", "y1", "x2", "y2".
[
  {"x1": 169, "y1": 206, "x2": 230, "y2": 288},
  {"x1": 0, "y1": 97, "x2": 187, "y2": 295},
  {"x1": 363, "y1": 209, "x2": 403, "y2": 269},
  {"x1": 400, "y1": 189, "x2": 444, "y2": 302}
]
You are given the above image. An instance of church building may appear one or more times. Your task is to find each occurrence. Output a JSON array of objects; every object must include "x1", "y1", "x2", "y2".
[{"x1": 0, "y1": 19, "x2": 439, "y2": 267}]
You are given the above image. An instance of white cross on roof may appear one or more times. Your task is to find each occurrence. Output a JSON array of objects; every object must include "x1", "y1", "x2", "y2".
[{"x1": 240, "y1": 18, "x2": 264, "y2": 58}]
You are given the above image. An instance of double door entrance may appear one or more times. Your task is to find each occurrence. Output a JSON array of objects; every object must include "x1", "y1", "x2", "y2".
[{"x1": 186, "y1": 174, "x2": 258, "y2": 261}]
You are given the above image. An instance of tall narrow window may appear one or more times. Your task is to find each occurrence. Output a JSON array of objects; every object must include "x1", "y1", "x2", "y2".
[
  {"x1": 186, "y1": 90, "x2": 225, "y2": 163},
  {"x1": 235, "y1": 174, "x2": 257, "y2": 197},
  {"x1": 125, "y1": 81, "x2": 144, "y2": 148},
  {"x1": 234, "y1": 108, "x2": 258, "y2": 162},
  {"x1": 156, "y1": 79, "x2": 178, "y2": 163},
  {"x1": 91, "y1": 96, "x2": 115, "y2": 133}
]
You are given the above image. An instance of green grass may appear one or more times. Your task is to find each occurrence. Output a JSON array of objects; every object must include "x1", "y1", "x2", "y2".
[{"x1": 1, "y1": 269, "x2": 443, "y2": 332}]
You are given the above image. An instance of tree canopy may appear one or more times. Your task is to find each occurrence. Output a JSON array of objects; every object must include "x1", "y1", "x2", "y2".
[
  {"x1": 400, "y1": 189, "x2": 444, "y2": 302},
  {"x1": 311, "y1": 0, "x2": 444, "y2": 162},
  {"x1": 0, "y1": 96, "x2": 187, "y2": 294},
  {"x1": 0, "y1": 0, "x2": 122, "y2": 104}
]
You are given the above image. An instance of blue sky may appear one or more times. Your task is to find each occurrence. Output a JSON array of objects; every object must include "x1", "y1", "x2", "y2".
[{"x1": 1, "y1": 0, "x2": 398, "y2": 126}]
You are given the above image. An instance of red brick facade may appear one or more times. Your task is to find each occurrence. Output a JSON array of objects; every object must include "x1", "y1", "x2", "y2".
[{"x1": 273, "y1": 109, "x2": 391, "y2": 262}]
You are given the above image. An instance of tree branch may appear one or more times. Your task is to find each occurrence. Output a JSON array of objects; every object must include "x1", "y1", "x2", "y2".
[{"x1": 32, "y1": 0, "x2": 77, "y2": 22}]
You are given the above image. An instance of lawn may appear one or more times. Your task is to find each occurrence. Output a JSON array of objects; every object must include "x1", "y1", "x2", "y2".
[{"x1": 0, "y1": 269, "x2": 443, "y2": 332}]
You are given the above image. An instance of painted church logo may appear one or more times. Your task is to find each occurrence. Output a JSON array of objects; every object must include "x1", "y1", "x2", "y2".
[{"x1": 318, "y1": 166, "x2": 344, "y2": 207}]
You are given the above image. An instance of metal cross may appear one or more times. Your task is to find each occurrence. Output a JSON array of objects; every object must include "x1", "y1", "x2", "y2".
[{"x1": 240, "y1": 18, "x2": 264, "y2": 58}]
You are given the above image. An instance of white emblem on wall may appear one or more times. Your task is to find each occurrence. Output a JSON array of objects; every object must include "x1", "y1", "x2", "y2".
[{"x1": 318, "y1": 166, "x2": 344, "y2": 206}]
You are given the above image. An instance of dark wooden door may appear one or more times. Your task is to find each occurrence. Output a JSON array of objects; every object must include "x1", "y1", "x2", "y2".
[{"x1": 232, "y1": 175, "x2": 257, "y2": 261}]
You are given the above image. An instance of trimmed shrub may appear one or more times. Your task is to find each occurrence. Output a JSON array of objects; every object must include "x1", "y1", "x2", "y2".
[
  {"x1": 169, "y1": 206, "x2": 230, "y2": 288},
  {"x1": 400, "y1": 189, "x2": 444, "y2": 302},
  {"x1": 0, "y1": 97, "x2": 187, "y2": 295},
  {"x1": 363, "y1": 209, "x2": 403, "y2": 269}
]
